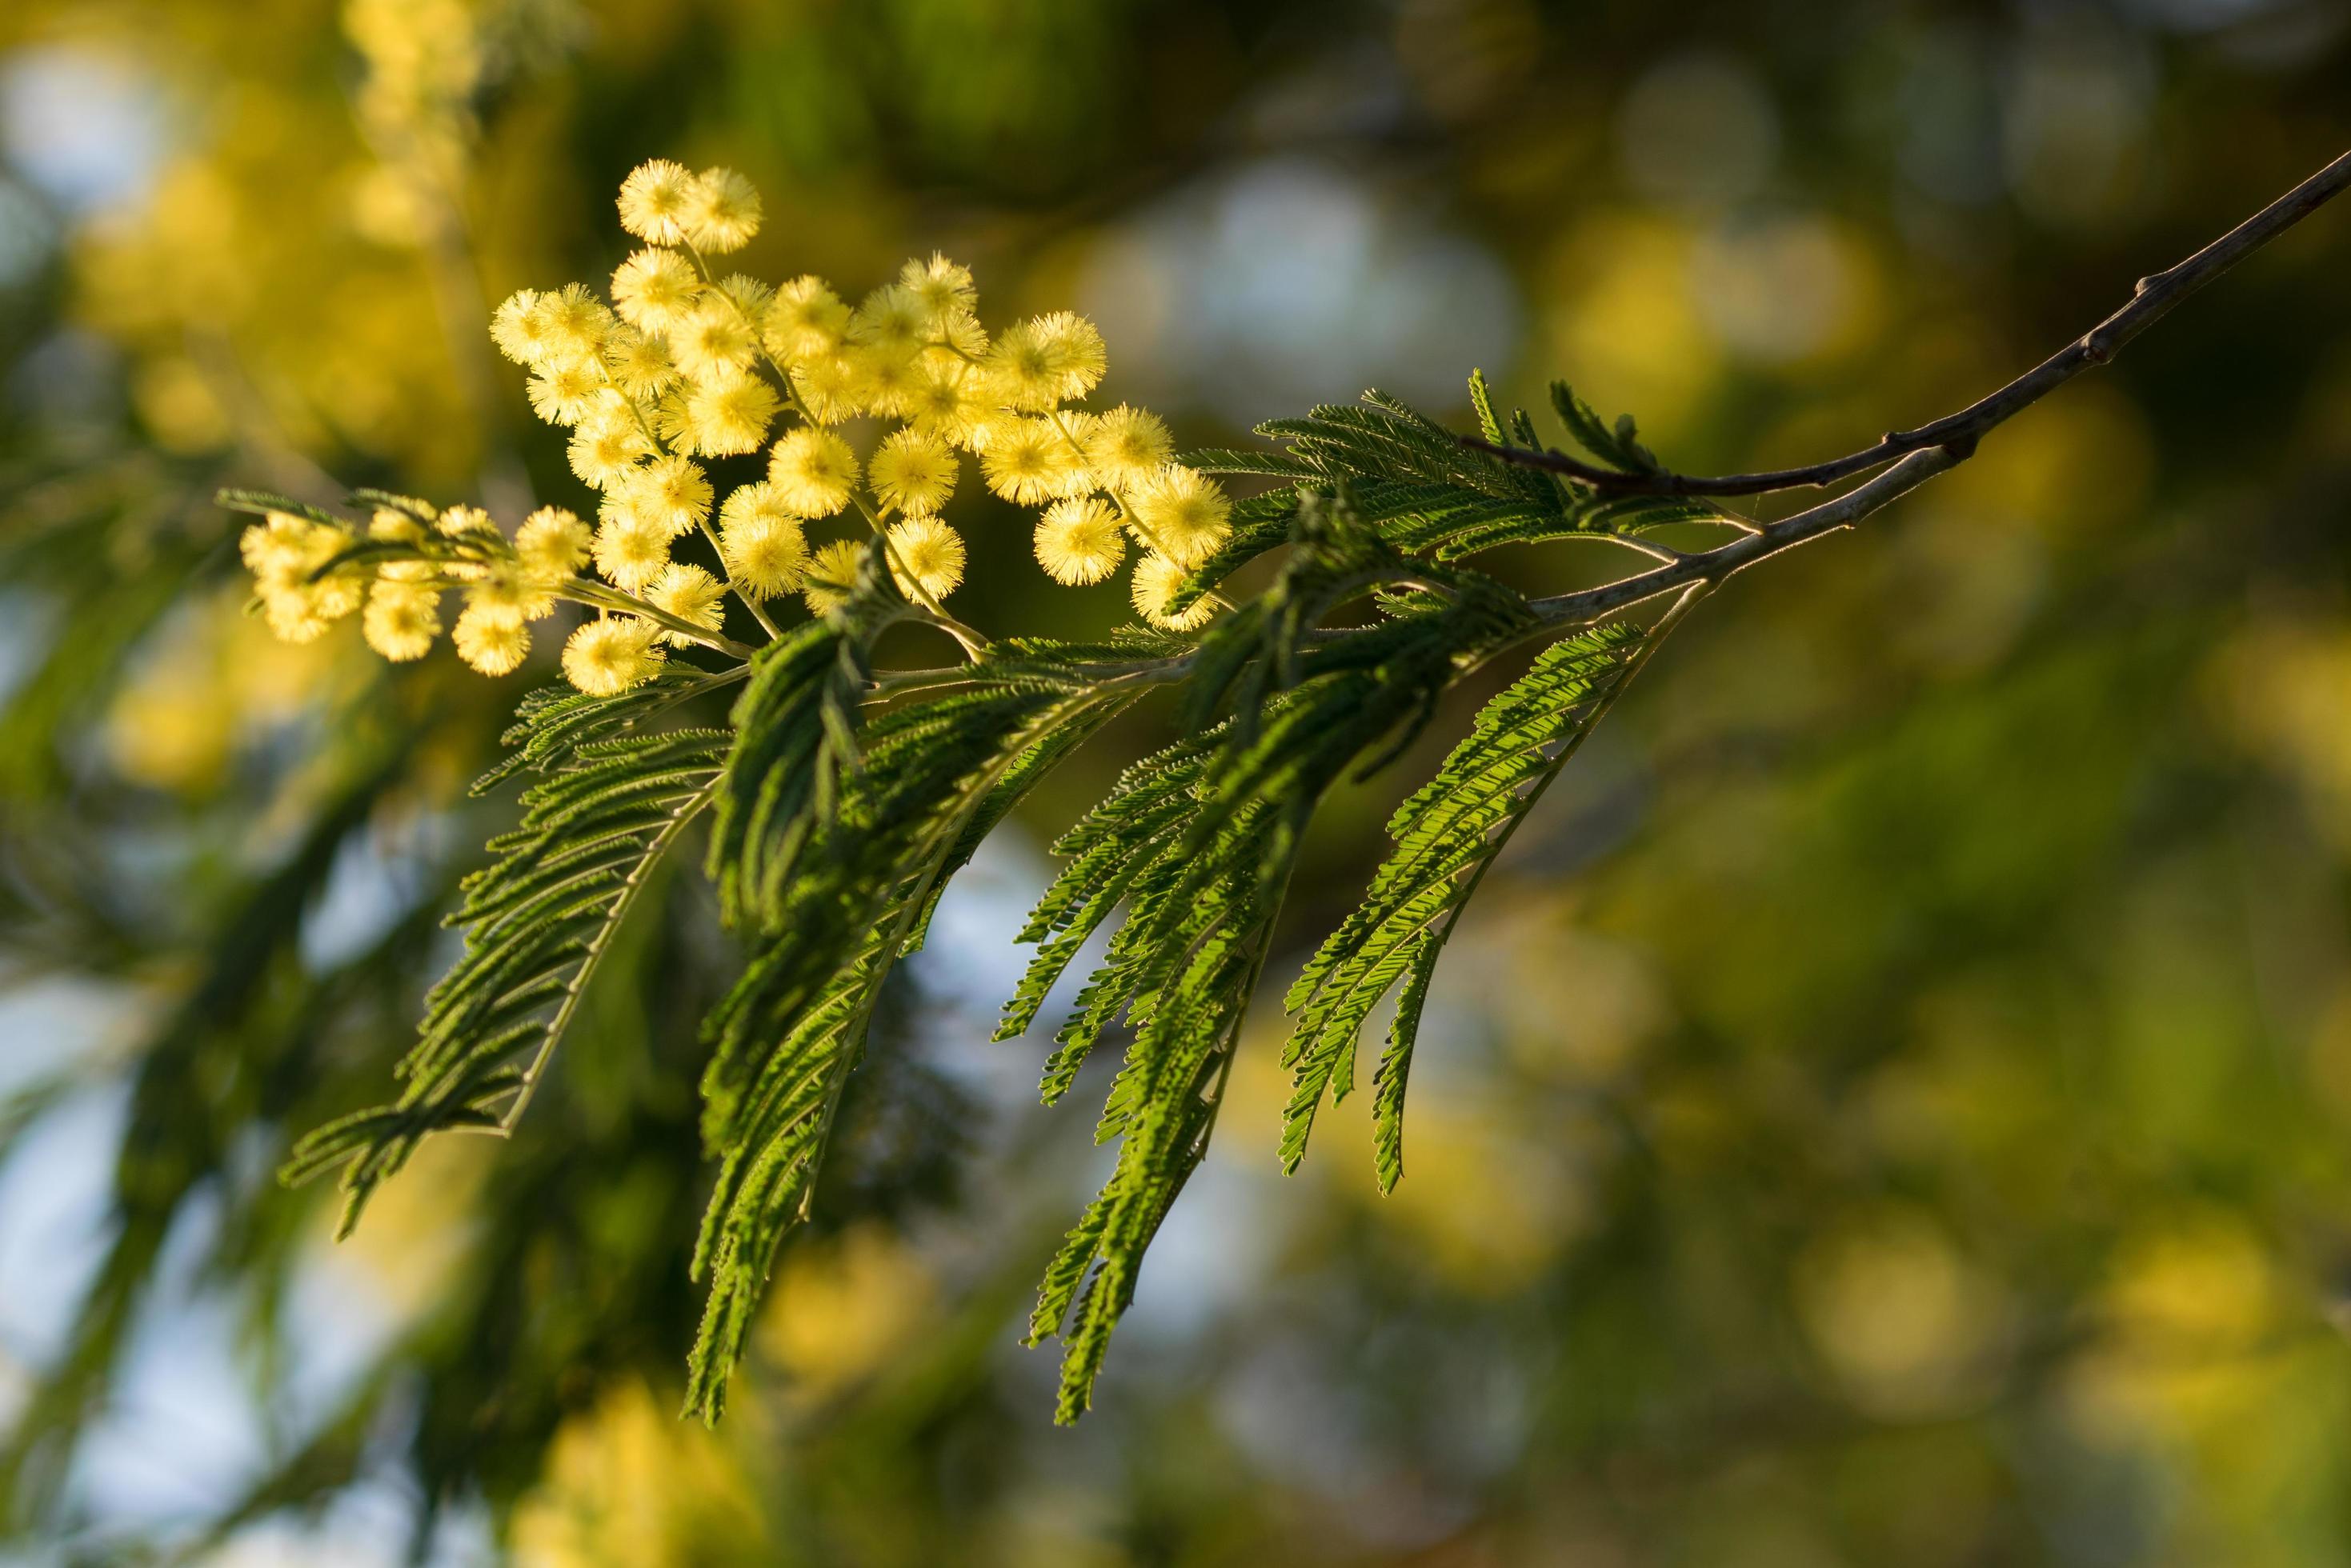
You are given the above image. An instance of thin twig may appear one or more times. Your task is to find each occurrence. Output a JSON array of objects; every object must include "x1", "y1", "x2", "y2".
[
  {"x1": 563, "y1": 578, "x2": 760, "y2": 660},
  {"x1": 1473, "y1": 145, "x2": 2351, "y2": 498},
  {"x1": 1527, "y1": 447, "x2": 1961, "y2": 626}
]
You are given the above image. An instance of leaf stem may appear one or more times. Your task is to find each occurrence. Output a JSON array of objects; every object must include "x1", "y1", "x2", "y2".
[
  {"x1": 561, "y1": 578, "x2": 761, "y2": 659},
  {"x1": 496, "y1": 774, "x2": 718, "y2": 1134}
]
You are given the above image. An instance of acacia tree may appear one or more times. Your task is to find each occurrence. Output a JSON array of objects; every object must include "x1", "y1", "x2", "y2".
[{"x1": 209, "y1": 146, "x2": 2351, "y2": 1429}]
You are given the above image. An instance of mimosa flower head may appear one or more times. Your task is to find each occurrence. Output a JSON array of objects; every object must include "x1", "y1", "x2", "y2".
[
  {"x1": 801, "y1": 538, "x2": 868, "y2": 618},
  {"x1": 1035, "y1": 497, "x2": 1127, "y2": 586},
  {"x1": 239, "y1": 157, "x2": 1233, "y2": 697},
  {"x1": 616, "y1": 158, "x2": 697, "y2": 245},
  {"x1": 683, "y1": 167, "x2": 761, "y2": 253},
  {"x1": 562, "y1": 615, "x2": 667, "y2": 695}
]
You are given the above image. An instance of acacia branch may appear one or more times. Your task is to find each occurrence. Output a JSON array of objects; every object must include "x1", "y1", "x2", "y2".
[
  {"x1": 1528, "y1": 446, "x2": 1960, "y2": 626},
  {"x1": 1473, "y1": 145, "x2": 2351, "y2": 498}
]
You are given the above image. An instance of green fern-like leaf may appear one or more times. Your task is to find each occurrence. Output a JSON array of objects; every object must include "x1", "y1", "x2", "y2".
[
  {"x1": 1008, "y1": 574, "x2": 1547, "y2": 1421},
  {"x1": 1278, "y1": 622, "x2": 1652, "y2": 1187},
  {"x1": 1178, "y1": 382, "x2": 1725, "y2": 614},
  {"x1": 687, "y1": 647, "x2": 1126, "y2": 1419},
  {"x1": 280, "y1": 677, "x2": 726, "y2": 1233},
  {"x1": 703, "y1": 618, "x2": 873, "y2": 934},
  {"x1": 1548, "y1": 380, "x2": 1660, "y2": 474}
]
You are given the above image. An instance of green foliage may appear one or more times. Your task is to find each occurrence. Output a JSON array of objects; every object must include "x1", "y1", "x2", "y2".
[
  {"x1": 1548, "y1": 379, "x2": 1662, "y2": 475},
  {"x1": 267, "y1": 374, "x2": 1728, "y2": 1426},
  {"x1": 687, "y1": 583, "x2": 1146, "y2": 1416},
  {"x1": 1180, "y1": 383, "x2": 1714, "y2": 611},
  {"x1": 281, "y1": 674, "x2": 727, "y2": 1234},
  {"x1": 999, "y1": 483, "x2": 1572, "y2": 1418},
  {"x1": 1280, "y1": 621, "x2": 1652, "y2": 1190},
  {"x1": 703, "y1": 615, "x2": 875, "y2": 934}
]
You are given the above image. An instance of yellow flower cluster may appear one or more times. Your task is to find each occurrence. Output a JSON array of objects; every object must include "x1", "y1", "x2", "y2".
[
  {"x1": 238, "y1": 160, "x2": 1233, "y2": 694},
  {"x1": 237, "y1": 499, "x2": 651, "y2": 689}
]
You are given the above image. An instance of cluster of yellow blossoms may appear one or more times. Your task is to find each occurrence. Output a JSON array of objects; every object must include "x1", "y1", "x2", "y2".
[{"x1": 238, "y1": 160, "x2": 1236, "y2": 695}]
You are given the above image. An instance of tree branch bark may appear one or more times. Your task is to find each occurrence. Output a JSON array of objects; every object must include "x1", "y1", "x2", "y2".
[{"x1": 1472, "y1": 144, "x2": 2351, "y2": 498}]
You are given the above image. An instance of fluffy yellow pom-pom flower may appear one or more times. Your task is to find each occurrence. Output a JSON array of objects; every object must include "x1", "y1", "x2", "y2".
[
  {"x1": 243, "y1": 512, "x2": 362, "y2": 642},
  {"x1": 671, "y1": 295, "x2": 759, "y2": 381},
  {"x1": 851, "y1": 342, "x2": 924, "y2": 418},
  {"x1": 242, "y1": 510, "x2": 340, "y2": 588},
  {"x1": 616, "y1": 158, "x2": 697, "y2": 245},
  {"x1": 563, "y1": 616, "x2": 667, "y2": 695},
  {"x1": 537, "y1": 284, "x2": 613, "y2": 370},
  {"x1": 979, "y1": 418, "x2": 1087, "y2": 505},
  {"x1": 718, "y1": 483, "x2": 808, "y2": 598},
  {"x1": 258, "y1": 592, "x2": 332, "y2": 644},
  {"x1": 715, "y1": 273, "x2": 773, "y2": 320},
  {"x1": 683, "y1": 166, "x2": 761, "y2": 253},
  {"x1": 453, "y1": 601, "x2": 531, "y2": 674},
  {"x1": 765, "y1": 276, "x2": 849, "y2": 364},
  {"x1": 868, "y1": 428, "x2": 957, "y2": 516},
  {"x1": 802, "y1": 538, "x2": 867, "y2": 617},
  {"x1": 652, "y1": 390, "x2": 705, "y2": 457},
  {"x1": 1032, "y1": 311, "x2": 1107, "y2": 398},
  {"x1": 983, "y1": 318, "x2": 1066, "y2": 411},
  {"x1": 368, "y1": 510, "x2": 435, "y2": 582},
  {"x1": 604, "y1": 326, "x2": 679, "y2": 398},
  {"x1": 611, "y1": 248, "x2": 701, "y2": 333},
  {"x1": 515, "y1": 507, "x2": 591, "y2": 579},
  {"x1": 467, "y1": 562, "x2": 557, "y2": 626},
  {"x1": 1126, "y1": 464, "x2": 1232, "y2": 566},
  {"x1": 490, "y1": 288, "x2": 557, "y2": 366},
  {"x1": 768, "y1": 428, "x2": 859, "y2": 517},
  {"x1": 899, "y1": 253, "x2": 977, "y2": 327},
  {"x1": 1129, "y1": 552, "x2": 1216, "y2": 632},
  {"x1": 592, "y1": 509, "x2": 672, "y2": 591},
  {"x1": 789, "y1": 353, "x2": 863, "y2": 425},
  {"x1": 646, "y1": 562, "x2": 727, "y2": 647},
  {"x1": 527, "y1": 362, "x2": 610, "y2": 426},
  {"x1": 887, "y1": 517, "x2": 966, "y2": 602},
  {"x1": 903, "y1": 362, "x2": 990, "y2": 447},
  {"x1": 848, "y1": 283, "x2": 930, "y2": 360},
  {"x1": 569, "y1": 410, "x2": 655, "y2": 490},
  {"x1": 681, "y1": 373, "x2": 779, "y2": 457},
  {"x1": 436, "y1": 504, "x2": 497, "y2": 540},
  {"x1": 362, "y1": 581, "x2": 440, "y2": 662},
  {"x1": 1084, "y1": 405, "x2": 1174, "y2": 492},
  {"x1": 627, "y1": 454, "x2": 713, "y2": 537},
  {"x1": 987, "y1": 311, "x2": 1106, "y2": 410},
  {"x1": 1034, "y1": 496, "x2": 1127, "y2": 585},
  {"x1": 925, "y1": 309, "x2": 989, "y2": 367}
]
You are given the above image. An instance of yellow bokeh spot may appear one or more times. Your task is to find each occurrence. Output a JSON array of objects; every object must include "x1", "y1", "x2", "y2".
[
  {"x1": 2106, "y1": 1206, "x2": 2276, "y2": 1354},
  {"x1": 1793, "y1": 1206, "x2": 2005, "y2": 1418},
  {"x1": 2063, "y1": 1206, "x2": 2289, "y2": 1458},
  {"x1": 759, "y1": 1224, "x2": 935, "y2": 1402},
  {"x1": 1932, "y1": 382, "x2": 2155, "y2": 538},
  {"x1": 1223, "y1": 971, "x2": 1589, "y2": 1295},
  {"x1": 130, "y1": 356, "x2": 233, "y2": 454},
  {"x1": 106, "y1": 591, "x2": 357, "y2": 793},
  {"x1": 326, "y1": 1134, "x2": 495, "y2": 1316},
  {"x1": 2208, "y1": 616, "x2": 2351, "y2": 851},
  {"x1": 1368, "y1": 1100, "x2": 1589, "y2": 1291},
  {"x1": 510, "y1": 1380, "x2": 765, "y2": 1568},
  {"x1": 1539, "y1": 213, "x2": 1720, "y2": 438},
  {"x1": 1688, "y1": 213, "x2": 1883, "y2": 368}
]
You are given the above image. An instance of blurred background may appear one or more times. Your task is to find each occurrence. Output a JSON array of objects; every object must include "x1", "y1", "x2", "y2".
[{"x1": 2, "y1": 0, "x2": 2349, "y2": 1562}]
